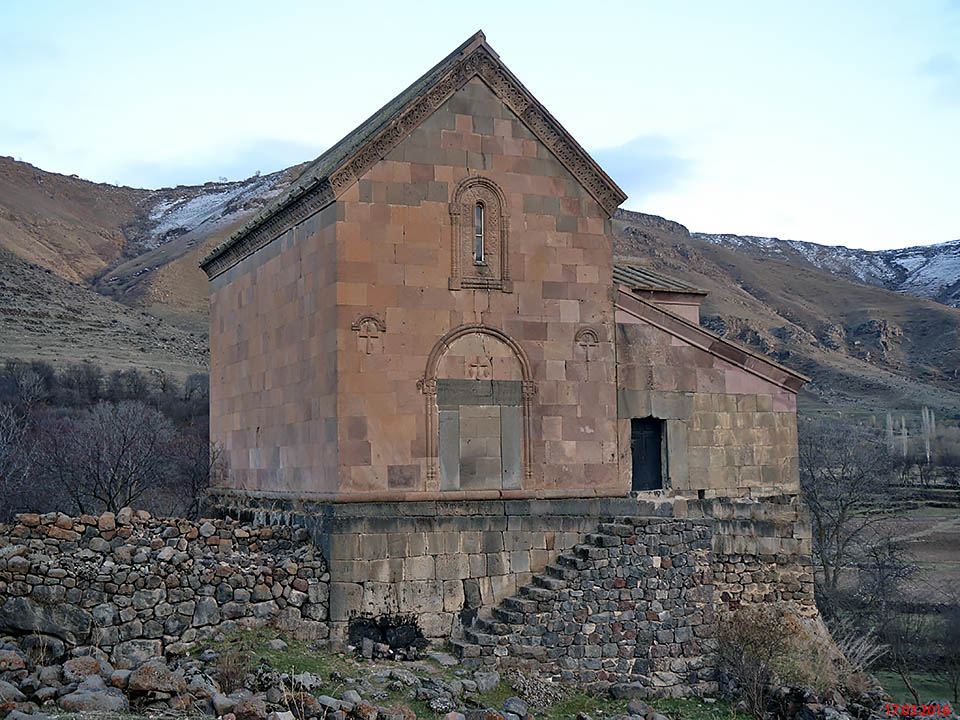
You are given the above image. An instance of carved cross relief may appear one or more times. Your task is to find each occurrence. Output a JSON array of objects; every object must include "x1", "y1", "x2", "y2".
[
  {"x1": 351, "y1": 315, "x2": 387, "y2": 356},
  {"x1": 468, "y1": 356, "x2": 492, "y2": 380}
]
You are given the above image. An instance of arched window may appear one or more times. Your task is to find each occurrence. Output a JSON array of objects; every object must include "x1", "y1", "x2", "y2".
[
  {"x1": 449, "y1": 176, "x2": 510, "y2": 291},
  {"x1": 474, "y1": 202, "x2": 484, "y2": 264}
]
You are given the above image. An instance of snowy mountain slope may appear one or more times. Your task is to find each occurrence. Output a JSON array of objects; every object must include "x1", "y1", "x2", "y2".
[{"x1": 693, "y1": 232, "x2": 960, "y2": 308}]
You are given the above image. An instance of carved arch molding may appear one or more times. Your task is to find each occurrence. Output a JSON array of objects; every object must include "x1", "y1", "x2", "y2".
[
  {"x1": 419, "y1": 324, "x2": 535, "y2": 488},
  {"x1": 449, "y1": 176, "x2": 511, "y2": 292}
]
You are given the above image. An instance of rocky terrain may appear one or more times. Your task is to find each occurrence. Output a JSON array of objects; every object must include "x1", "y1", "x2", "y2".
[{"x1": 694, "y1": 231, "x2": 960, "y2": 309}]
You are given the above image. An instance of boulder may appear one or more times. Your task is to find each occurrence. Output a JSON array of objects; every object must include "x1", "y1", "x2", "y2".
[
  {"x1": 0, "y1": 649, "x2": 27, "y2": 672},
  {"x1": 0, "y1": 679, "x2": 26, "y2": 702},
  {"x1": 627, "y1": 699, "x2": 652, "y2": 717},
  {"x1": 58, "y1": 686, "x2": 128, "y2": 713},
  {"x1": 128, "y1": 657, "x2": 187, "y2": 694},
  {"x1": 0, "y1": 597, "x2": 92, "y2": 645},
  {"x1": 503, "y1": 697, "x2": 528, "y2": 716},
  {"x1": 473, "y1": 671, "x2": 500, "y2": 694},
  {"x1": 233, "y1": 695, "x2": 268, "y2": 720},
  {"x1": 62, "y1": 656, "x2": 108, "y2": 683},
  {"x1": 110, "y1": 639, "x2": 163, "y2": 669}
]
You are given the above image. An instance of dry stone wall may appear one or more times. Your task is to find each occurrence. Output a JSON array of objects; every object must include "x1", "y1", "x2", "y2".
[{"x1": 0, "y1": 510, "x2": 329, "y2": 665}]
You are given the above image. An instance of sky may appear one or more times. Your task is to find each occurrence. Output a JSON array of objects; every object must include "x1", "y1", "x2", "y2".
[{"x1": 1, "y1": 1, "x2": 958, "y2": 250}]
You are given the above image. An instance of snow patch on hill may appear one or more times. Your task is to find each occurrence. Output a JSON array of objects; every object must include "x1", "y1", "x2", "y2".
[
  {"x1": 694, "y1": 232, "x2": 960, "y2": 308},
  {"x1": 138, "y1": 172, "x2": 289, "y2": 250}
]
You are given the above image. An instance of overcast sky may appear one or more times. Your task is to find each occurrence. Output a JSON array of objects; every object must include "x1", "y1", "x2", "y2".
[{"x1": 1, "y1": 1, "x2": 958, "y2": 250}]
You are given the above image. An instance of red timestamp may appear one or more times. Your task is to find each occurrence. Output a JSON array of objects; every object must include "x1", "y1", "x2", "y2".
[{"x1": 885, "y1": 705, "x2": 953, "y2": 716}]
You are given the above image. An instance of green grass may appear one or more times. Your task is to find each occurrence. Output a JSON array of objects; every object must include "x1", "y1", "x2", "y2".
[
  {"x1": 875, "y1": 671, "x2": 955, "y2": 704},
  {"x1": 190, "y1": 629, "x2": 755, "y2": 720}
]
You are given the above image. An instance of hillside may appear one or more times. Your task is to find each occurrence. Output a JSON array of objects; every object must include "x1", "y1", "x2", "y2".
[
  {"x1": 0, "y1": 245, "x2": 207, "y2": 378},
  {"x1": 613, "y1": 210, "x2": 960, "y2": 419},
  {"x1": 0, "y1": 156, "x2": 958, "y2": 419},
  {"x1": 694, "y1": 230, "x2": 960, "y2": 309}
]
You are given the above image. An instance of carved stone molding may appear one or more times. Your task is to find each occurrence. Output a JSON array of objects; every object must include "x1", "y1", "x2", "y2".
[
  {"x1": 420, "y1": 324, "x2": 534, "y2": 483},
  {"x1": 201, "y1": 39, "x2": 626, "y2": 280},
  {"x1": 449, "y1": 175, "x2": 510, "y2": 292},
  {"x1": 201, "y1": 180, "x2": 334, "y2": 279}
]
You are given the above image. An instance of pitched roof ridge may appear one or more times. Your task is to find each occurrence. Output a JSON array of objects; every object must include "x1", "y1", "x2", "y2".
[{"x1": 201, "y1": 31, "x2": 627, "y2": 279}]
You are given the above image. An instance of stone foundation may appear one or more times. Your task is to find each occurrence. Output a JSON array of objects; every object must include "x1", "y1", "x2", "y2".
[
  {"x1": 0, "y1": 510, "x2": 329, "y2": 664},
  {"x1": 213, "y1": 494, "x2": 640, "y2": 643}
]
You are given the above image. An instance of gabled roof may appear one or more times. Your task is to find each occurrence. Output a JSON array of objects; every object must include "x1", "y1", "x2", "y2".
[
  {"x1": 614, "y1": 286, "x2": 809, "y2": 394},
  {"x1": 613, "y1": 263, "x2": 708, "y2": 296},
  {"x1": 201, "y1": 30, "x2": 628, "y2": 279}
]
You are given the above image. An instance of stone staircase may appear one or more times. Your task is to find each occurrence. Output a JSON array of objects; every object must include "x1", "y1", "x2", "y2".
[{"x1": 451, "y1": 518, "x2": 638, "y2": 669}]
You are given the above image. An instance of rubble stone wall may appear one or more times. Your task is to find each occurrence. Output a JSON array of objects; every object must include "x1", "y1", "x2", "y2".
[{"x1": 0, "y1": 510, "x2": 329, "y2": 666}]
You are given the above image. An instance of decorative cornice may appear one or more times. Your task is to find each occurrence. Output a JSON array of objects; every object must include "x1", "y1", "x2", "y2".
[
  {"x1": 201, "y1": 39, "x2": 626, "y2": 280},
  {"x1": 201, "y1": 180, "x2": 334, "y2": 279}
]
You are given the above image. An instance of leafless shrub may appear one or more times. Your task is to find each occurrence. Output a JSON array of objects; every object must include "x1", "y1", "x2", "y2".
[{"x1": 717, "y1": 604, "x2": 802, "y2": 718}]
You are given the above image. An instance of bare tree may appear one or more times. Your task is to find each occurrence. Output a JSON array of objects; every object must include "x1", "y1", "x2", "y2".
[
  {"x1": 798, "y1": 418, "x2": 894, "y2": 615},
  {"x1": 168, "y1": 422, "x2": 221, "y2": 519},
  {"x1": 935, "y1": 602, "x2": 960, "y2": 704},
  {"x1": 0, "y1": 404, "x2": 32, "y2": 521},
  {"x1": 34, "y1": 401, "x2": 177, "y2": 514}
]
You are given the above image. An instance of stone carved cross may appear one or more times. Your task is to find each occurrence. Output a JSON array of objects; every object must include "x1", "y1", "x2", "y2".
[
  {"x1": 357, "y1": 320, "x2": 381, "y2": 355},
  {"x1": 468, "y1": 356, "x2": 491, "y2": 380},
  {"x1": 577, "y1": 333, "x2": 599, "y2": 362}
]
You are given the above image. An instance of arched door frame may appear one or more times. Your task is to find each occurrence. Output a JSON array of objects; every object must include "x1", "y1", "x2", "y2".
[{"x1": 418, "y1": 323, "x2": 535, "y2": 487}]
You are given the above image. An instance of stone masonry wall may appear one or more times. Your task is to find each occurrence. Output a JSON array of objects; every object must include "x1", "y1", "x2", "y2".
[
  {"x1": 0, "y1": 510, "x2": 329, "y2": 666},
  {"x1": 216, "y1": 497, "x2": 640, "y2": 645},
  {"x1": 616, "y1": 321, "x2": 800, "y2": 498},
  {"x1": 453, "y1": 495, "x2": 816, "y2": 698}
]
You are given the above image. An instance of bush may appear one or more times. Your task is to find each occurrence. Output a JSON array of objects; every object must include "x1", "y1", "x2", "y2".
[{"x1": 717, "y1": 604, "x2": 842, "y2": 718}]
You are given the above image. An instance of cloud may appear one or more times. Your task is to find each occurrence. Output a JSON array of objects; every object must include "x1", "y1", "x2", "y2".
[
  {"x1": 113, "y1": 137, "x2": 326, "y2": 189},
  {"x1": 590, "y1": 135, "x2": 693, "y2": 204},
  {"x1": 919, "y1": 53, "x2": 960, "y2": 105}
]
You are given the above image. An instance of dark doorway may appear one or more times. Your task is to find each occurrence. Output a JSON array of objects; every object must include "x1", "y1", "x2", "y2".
[{"x1": 631, "y1": 417, "x2": 664, "y2": 491}]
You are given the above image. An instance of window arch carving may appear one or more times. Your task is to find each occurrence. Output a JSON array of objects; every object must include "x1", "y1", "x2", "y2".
[{"x1": 449, "y1": 176, "x2": 511, "y2": 292}]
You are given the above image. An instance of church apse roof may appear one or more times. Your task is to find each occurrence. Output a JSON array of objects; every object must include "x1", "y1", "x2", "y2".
[
  {"x1": 613, "y1": 263, "x2": 709, "y2": 296},
  {"x1": 200, "y1": 30, "x2": 627, "y2": 279}
]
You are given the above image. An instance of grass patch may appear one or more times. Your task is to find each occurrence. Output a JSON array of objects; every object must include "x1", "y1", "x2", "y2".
[
  {"x1": 874, "y1": 671, "x2": 954, "y2": 704},
  {"x1": 650, "y1": 697, "x2": 752, "y2": 720}
]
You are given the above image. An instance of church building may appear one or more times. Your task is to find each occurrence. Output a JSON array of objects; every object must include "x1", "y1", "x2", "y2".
[{"x1": 201, "y1": 32, "x2": 813, "y2": 692}]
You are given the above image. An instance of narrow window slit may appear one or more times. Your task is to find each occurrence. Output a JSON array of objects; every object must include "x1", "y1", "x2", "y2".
[{"x1": 474, "y1": 202, "x2": 484, "y2": 264}]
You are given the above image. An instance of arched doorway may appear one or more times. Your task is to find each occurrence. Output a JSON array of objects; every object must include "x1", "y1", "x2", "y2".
[{"x1": 419, "y1": 324, "x2": 534, "y2": 490}]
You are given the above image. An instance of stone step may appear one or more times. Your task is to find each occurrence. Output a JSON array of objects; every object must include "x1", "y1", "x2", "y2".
[
  {"x1": 519, "y1": 584, "x2": 556, "y2": 602},
  {"x1": 586, "y1": 532, "x2": 621, "y2": 547},
  {"x1": 492, "y1": 605, "x2": 526, "y2": 625},
  {"x1": 464, "y1": 629, "x2": 499, "y2": 646},
  {"x1": 557, "y1": 553, "x2": 585, "y2": 569},
  {"x1": 598, "y1": 522, "x2": 636, "y2": 537},
  {"x1": 545, "y1": 563, "x2": 576, "y2": 581},
  {"x1": 474, "y1": 616, "x2": 511, "y2": 635},
  {"x1": 450, "y1": 639, "x2": 482, "y2": 658},
  {"x1": 597, "y1": 522, "x2": 635, "y2": 537},
  {"x1": 532, "y1": 573, "x2": 565, "y2": 590},
  {"x1": 503, "y1": 596, "x2": 538, "y2": 613},
  {"x1": 574, "y1": 544, "x2": 608, "y2": 560}
]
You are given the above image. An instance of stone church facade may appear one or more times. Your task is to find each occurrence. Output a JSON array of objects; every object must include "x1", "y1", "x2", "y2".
[{"x1": 202, "y1": 32, "x2": 813, "y2": 694}]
